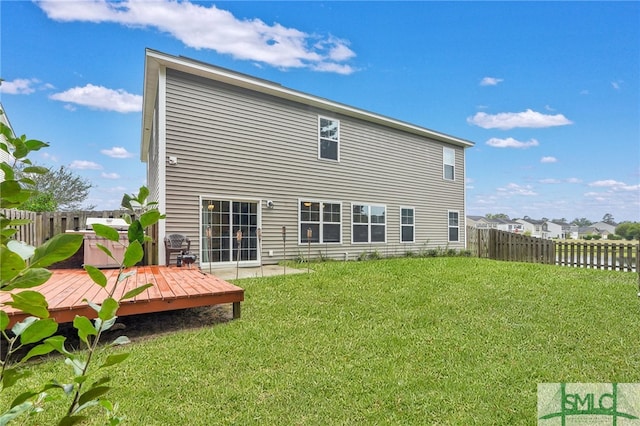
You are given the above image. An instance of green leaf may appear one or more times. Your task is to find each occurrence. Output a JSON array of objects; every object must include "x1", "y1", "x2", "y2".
[
  {"x1": 58, "y1": 415, "x2": 87, "y2": 426},
  {"x1": 21, "y1": 318, "x2": 57, "y2": 345},
  {"x1": 117, "y1": 270, "x2": 136, "y2": 282},
  {"x1": 98, "y1": 298, "x2": 119, "y2": 321},
  {"x1": 92, "y1": 223, "x2": 119, "y2": 242},
  {"x1": 30, "y1": 233, "x2": 83, "y2": 268},
  {"x1": 3, "y1": 268, "x2": 52, "y2": 291},
  {"x1": 24, "y1": 139, "x2": 49, "y2": 152},
  {"x1": 120, "y1": 194, "x2": 133, "y2": 211},
  {"x1": 0, "y1": 245, "x2": 26, "y2": 283},
  {"x1": 21, "y1": 165, "x2": 49, "y2": 174},
  {"x1": 20, "y1": 342, "x2": 57, "y2": 363},
  {"x1": 127, "y1": 220, "x2": 144, "y2": 245},
  {"x1": 139, "y1": 209, "x2": 161, "y2": 228},
  {"x1": 0, "y1": 311, "x2": 8, "y2": 331},
  {"x1": 137, "y1": 186, "x2": 150, "y2": 203},
  {"x1": 96, "y1": 243, "x2": 114, "y2": 259},
  {"x1": 6, "y1": 291, "x2": 49, "y2": 318},
  {"x1": 6, "y1": 240, "x2": 35, "y2": 260},
  {"x1": 10, "y1": 392, "x2": 38, "y2": 409},
  {"x1": 0, "y1": 162, "x2": 13, "y2": 181},
  {"x1": 1, "y1": 368, "x2": 32, "y2": 390},
  {"x1": 0, "y1": 401, "x2": 34, "y2": 425},
  {"x1": 123, "y1": 240, "x2": 143, "y2": 268},
  {"x1": 43, "y1": 335, "x2": 69, "y2": 355},
  {"x1": 73, "y1": 316, "x2": 97, "y2": 345},
  {"x1": 100, "y1": 353, "x2": 129, "y2": 369},
  {"x1": 78, "y1": 386, "x2": 111, "y2": 407},
  {"x1": 120, "y1": 283, "x2": 152, "y2": 301},
  {"x1": 0, "y1": 180, "x2": 31, "y2": 207},
  {"x1": 83, "y1": 265, "x2": 107, "y2": 287}
]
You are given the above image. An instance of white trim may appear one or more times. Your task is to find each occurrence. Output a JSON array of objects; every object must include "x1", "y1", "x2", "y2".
[
  {"x1": 297, "y1": 198, "x2": 343, "y2": 245},
  {"x1": 351, "y1": 202, "x2": 387, "y2": 244},
  {"x1": 400, "y1": 206, "x2": 415, "y2": 243},
  {"x1": 158, "y1": 67, "x2": 168, "y2": 264}
]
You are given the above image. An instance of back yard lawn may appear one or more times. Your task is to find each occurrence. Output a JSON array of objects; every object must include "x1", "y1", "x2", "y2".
[{"x1": 3, "y1": 258, "x2": 639, "y2": 424}]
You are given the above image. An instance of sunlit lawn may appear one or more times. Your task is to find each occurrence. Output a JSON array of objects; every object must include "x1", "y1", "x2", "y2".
[{"x1": 3, "y1": 258, "x2": 639, "y2": 424}]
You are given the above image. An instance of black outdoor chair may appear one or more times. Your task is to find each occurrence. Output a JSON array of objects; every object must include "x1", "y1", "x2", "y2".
[{"x1": 164, "y1": 234, "x2": 191, "y2": 266}]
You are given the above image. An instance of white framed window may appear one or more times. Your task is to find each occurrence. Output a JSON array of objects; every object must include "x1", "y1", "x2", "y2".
[
  {"x1": 443, "y1": 147, "x2": 455, "y2": 180},
  {"x1": 352, "y1": 203, "x2": 386, "y2": 244},
  {"x1": 319, "y1": 116, "x2": 339, "y2": 161},
  {"x1": 448, "y1": 210, "x2": 460, "y2": 242},
  {"x1": 400, "y1": 207, "x2": 415, "y2": 243},
  {"x1": 299, "y1": 200, "x2": 342, "y2": 244}
]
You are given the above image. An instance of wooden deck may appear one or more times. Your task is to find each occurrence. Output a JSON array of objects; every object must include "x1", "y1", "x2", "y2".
[{"x1": 0, "y1": 266, "x2": 244, "y2": 328}]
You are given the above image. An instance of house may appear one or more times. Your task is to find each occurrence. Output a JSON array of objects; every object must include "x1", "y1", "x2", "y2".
[
  {"x1": 516, "y1": 218, "x2": 550, "y2": 239},
  {"x1": 579, "y1": 222, "x2": 617, "y2": 239},
  {"x1": 467, "y1": 216, "x2": 524, "y2": 233},
  {"x1": 545, "y1": 220, "x2": 575, "y2": 239},
  {"x1": 141, "y1": 49, "x2": 474, "y2": 267}
]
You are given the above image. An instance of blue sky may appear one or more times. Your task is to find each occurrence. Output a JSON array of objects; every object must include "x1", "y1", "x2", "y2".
[{"x1": 1, "y1": 1, "x2": 638, "y2": 223}]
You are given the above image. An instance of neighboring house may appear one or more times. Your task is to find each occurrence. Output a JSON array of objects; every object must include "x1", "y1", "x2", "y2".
[
  {"x1": 466, "y1": 216, "x2": 523, "y2": 233},
  {"x1": 516, "y1": 218, "x2": 550, "y2": 239},
  {"x1": 0, "y1": 103, "x2": 13, "y2": 182},
  {"x1": 141, "y1": 49, "x2": 474, "y2": 267},
  {"x1": 579, "y1": 222, "x2": 617, "y2": 239},
  {"x1": 545, "y1": 220, "x2": 574, "y2": 239}
]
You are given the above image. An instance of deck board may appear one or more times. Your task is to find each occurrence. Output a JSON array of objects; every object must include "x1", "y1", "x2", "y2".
[{"x1": 0, "y1": 266, "x2": 244, "y2": 327}]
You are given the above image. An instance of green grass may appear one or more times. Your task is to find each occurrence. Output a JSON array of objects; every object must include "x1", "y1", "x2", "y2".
[{"x1": 3, "y1": 258, "x2": 640, "y2": 424}]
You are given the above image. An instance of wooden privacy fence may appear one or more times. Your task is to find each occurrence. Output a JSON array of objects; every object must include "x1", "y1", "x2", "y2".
[{"x1": 467, "y1": 226, "x2": 639, "y2": 272}]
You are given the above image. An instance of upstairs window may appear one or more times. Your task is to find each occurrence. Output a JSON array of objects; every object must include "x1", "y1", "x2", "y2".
[
  {"x1": 319, "y1": 117, "x2": 339, "y2": 161},
  {"x1": 443, "y1": 147, "x2": 455, "y2": 180}
]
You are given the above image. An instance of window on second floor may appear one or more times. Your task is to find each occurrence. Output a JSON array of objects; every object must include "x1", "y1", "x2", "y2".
[
  {"x1": 319, "y1": 117, "x2": 339, "y2": 161},
  {"x1": 443, "y1": 147, "x2": 455, "y2": 180}
]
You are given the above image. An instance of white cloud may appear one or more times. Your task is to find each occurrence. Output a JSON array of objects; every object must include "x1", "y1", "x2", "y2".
[
  {"x1": 589, "y1": 179, "x2": 639, "y2": 191},
  {"x1": 69, "y1": 160, "x2": 102, "y2": 170},
  {"x1": 480, "y1": 77, "x2": 503, "y2": 86},
  {"x1": 611, "y1": 80, "x2": 623, "y2": 90},
  {"x1": 467, "y1": 109, "x2": 573, "y2": 130},
  {"x1": 101, "y1": 172, "x2": 121, "y2": 179},
  {"x1": 539, "y1": 178, "x2": 561, "y2": 184},
  {"x1": 0, "y1": 78, "x2": 46, "y2": 95},
  {"x1": 566, "y1": 177, "x2": 582, "y2": 184},
  {"x1": 497, "y1": 183, "x2": 538, "y2": 196},
  {"x1": 540, "y1": 156, "x2": 558, "y2": 163},
  {"x1": 486, "y1": 137, "x2": 539, "y2": 149},
  {"x1": 101, "y1": 146, "x2": 134, "y2": 158},
  {"x1": 50, "y1": 84, "x2": 141, "y2": 113},
  {"x1": 37, "y1": 0, "x2": 356, "y2": 74}
]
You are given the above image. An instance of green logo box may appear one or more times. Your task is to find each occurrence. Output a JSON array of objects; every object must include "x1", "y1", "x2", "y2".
[{"x1": 538, "y1": 383, "x2": 640, "y2": 425}]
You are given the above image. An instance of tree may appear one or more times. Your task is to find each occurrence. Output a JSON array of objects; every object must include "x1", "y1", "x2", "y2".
[
  {"x1": 602, "y1": 213, "x2": 616, "y2": 225},
  {"x1": 571, "y1": 218, "x2": 593, "y2": 227},
  {"x1": 615, "y1": 222, "x2": 640, "y2": 241},
  {"x1": 17, "y1": 164, "x2": 94, "y2": 211},
  {"x1": 21, "y1": 191, "x2": 57, "y2": 212},
  {"x1": 485, "y1": 213, "x2": 510, "y2": 220}
]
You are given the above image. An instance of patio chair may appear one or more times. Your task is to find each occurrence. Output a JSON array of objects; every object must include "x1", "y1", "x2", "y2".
[{"x1": 164, "y1": 234, "x2": 191, "y2": 266}]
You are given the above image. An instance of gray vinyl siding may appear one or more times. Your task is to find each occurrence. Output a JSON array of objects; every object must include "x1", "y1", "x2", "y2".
[{"x1": 162, "y1": 68, "x2": 466, "y2": 264}]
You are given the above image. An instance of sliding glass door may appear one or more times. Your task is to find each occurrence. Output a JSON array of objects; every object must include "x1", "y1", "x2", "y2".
[{"x1": 201, "y1": 199, "x2": 259, "y2": 265}]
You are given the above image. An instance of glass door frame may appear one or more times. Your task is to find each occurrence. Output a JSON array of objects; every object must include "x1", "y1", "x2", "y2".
[{"x1": 199, "y1": 196, "x2": 262, "y2": 269}]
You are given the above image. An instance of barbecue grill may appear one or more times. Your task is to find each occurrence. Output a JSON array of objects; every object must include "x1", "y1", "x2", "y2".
[{"x1": 82, "y1": 218, "x2": 129, "y2": 268}]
